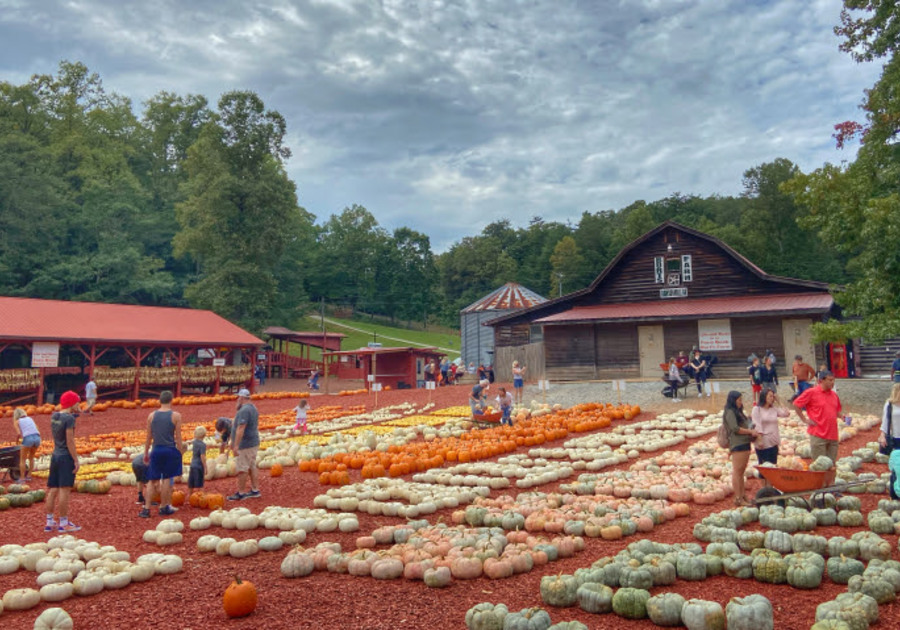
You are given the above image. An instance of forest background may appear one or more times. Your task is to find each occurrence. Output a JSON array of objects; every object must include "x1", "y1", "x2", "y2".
[{"x1": 0, "y1": 2, "x2": 898, "y2": 343}]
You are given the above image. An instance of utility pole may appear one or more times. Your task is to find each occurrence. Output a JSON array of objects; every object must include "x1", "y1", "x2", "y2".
[{"x1": 321, "y1": 297, "x2": 328, "y2": 395}]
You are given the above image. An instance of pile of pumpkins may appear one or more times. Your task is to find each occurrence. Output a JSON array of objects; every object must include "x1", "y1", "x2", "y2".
[
  {"x1": 73, "y1": 479, "x2": 111, "y2": 494},
  {"x1": 0, "y1": 484, "x2": 45, "y2": 509}
]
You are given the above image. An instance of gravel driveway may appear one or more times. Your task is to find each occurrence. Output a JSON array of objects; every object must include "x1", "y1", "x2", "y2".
[{"x1": 525, "y1": 377, "x2": 893, "y2": 417}]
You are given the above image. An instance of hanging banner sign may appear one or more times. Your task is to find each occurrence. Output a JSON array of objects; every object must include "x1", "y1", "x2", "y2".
[
  {"x1": 212, "y1": 358, "x2": 226, "y2": 367},
  {"x1": 698, "y1": 319, "x2": 733, "y2": 351},
  {"x1": 31, "y1": 342, "x2": 60, "y2": 368}
]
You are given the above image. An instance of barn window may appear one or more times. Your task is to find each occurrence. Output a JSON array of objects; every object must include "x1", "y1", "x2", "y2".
[{"x1": 530, "y1": 325, "x2": 543, "y2": 342}]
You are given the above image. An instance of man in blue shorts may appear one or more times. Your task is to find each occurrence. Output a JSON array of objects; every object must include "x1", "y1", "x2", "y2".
[{"x1": 139, "y1": 390, "x2": 184, "y2": 517}]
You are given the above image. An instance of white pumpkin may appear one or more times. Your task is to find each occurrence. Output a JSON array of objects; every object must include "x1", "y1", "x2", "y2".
[
  {"x1": 156, "y1": 519, "x2": 184, "y2": 533},
  {"x1": 156, "y1": 532, "x2": 183, "y2": 547},
  {"x1": 36, "y1": 570, "x2": 73, "y2": 587},
  {"x1": 2, "y1": 587, "x2": 41, "y2": 611},
  {"x1": 39, "y1": 581, "x2": 74, "y2": 603},
  {"x1": 136, "y1": 553, "x2": 164, "y2": 566},
  {"x1": 209, "y1": 508, "x2": 227, "y2": 526},
  {"x1": 0, "y1": 554, "x2": 19, "y2": 575},
  {"x1": 229, "y1": 540, "x2": 259, "y2": 558},
  {"x1": 142, "y1": 530, "x2": 161, "y2": 544},
  {"x1": 128, "y1": 562, "x2": 155, "y2": 582},
  {"x1": 103, "y1": 551, "x2": 130, "y2": 563},
  {"x1": 215, "y1": 537, "x2": 236, "y2": 556},
  {"x1": 72, "y1": 573, "x2": 104, "y2": 596},
  {"x1": 278, "y1": 530, "x2": 307, "y2": 545},
  {"x1": 154, "y1": 555, "x2": 183, "y2": 575},
  {"x1": 189, "y1": 517, "x2": 211, "y2": 531},
  {"x1": 236, "y1": 514, "x2": 260, "y2": 531},
  {"x1": 280, "y1": 551, "x2": 314, "y2": 578},
  {"x1": 197, "y1": 535, "x2": 222, "y2": 553},
  {"x1": 33, "y1": 606, "x2": 74, "y2": 630},
  {"x1": 35, "y1": 555, "x2": 60, "y2": 574},
  {"x1": 102, "y1": 570, "x2": 132, "y2": 590},
  {"x1": 20, "y1": 550, "x2": 48, "y2": 572},
  {"x1": 258, "y1": 537, "x2": 284, "y2": 552}
]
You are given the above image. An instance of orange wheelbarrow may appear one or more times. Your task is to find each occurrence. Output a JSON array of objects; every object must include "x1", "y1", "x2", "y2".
[
  {"x1": 755, "y1": 467, "x2": 846, "y2": 508},
  {"x1": 473, "y1": 411, "x2": 504, "y2": 429}
]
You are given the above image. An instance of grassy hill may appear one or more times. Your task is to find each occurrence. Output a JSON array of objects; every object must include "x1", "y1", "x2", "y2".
[{"x1": 297, "y1": 315, "x2": 461, "y2": 360}]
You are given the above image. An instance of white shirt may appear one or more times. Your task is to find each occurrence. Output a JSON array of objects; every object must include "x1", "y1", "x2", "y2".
[
  {"x1": 882, "y1": 401, "x2": 900, "y2": 439},
  {"x1": 85, "y1": 381, "x2": 97, "y2": 399},
  {"x1": 17, "y1": 415, "x2": 39, "y2": 437}
]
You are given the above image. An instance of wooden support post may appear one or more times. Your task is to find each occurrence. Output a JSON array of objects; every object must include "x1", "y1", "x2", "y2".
[
  {"x1": 249, "y1": 347, "x2": 256, "y2": 395},
  {"x1": 176, "y1": 348, "x2": 185, "y2": 397}
]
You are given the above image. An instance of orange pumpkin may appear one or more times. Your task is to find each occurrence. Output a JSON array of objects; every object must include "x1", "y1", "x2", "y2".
[
  {"x1": 171, "y1": 490, "x2": 185, "y2": 507},
  {"x1": 206, "y1": 493, "x2": 225, "y2": 510},
  {"x1": 223, "y1": 575, "x2": 257, "y2": 618},
  {"x1": 189, "y1": 491, "x2": 204, "y2": 508},
  {"x1": 270, "y1": 463, "x2": 283, "y2": 477}
]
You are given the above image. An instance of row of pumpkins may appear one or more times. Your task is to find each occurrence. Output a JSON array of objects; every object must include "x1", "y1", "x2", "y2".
[{"x1": 0, "y1": 484, "x2": 44, "y2": 509}]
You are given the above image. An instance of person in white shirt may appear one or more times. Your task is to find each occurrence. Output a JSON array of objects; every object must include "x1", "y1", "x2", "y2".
[
  {"x1": 13, "y1": 408, "x2": 41, "y2": 481},
  {"x1": 84, "y1": 378, "x2": 97, "y2": 415}
]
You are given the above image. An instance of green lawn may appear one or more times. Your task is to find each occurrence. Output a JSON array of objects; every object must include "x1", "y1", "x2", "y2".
[{"x1": 295, "y1": 315, "x2": 461, "y2": 360}]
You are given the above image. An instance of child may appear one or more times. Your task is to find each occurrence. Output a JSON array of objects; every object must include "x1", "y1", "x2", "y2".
[
  {"x1": 293, "y1": 399, "x2": 310, "y2": 434},
  {"x1": 132, "y1": 453, "x2": 148, "y2": 505},
  {"x1": 496, "y1": 387, "x2": 514, "y2": 426},
  {"x1": 187, "y1": 426, "x2": 207, "y2": 497},
  {"x1": 215, "y1": 417, "x2": 232, "y2": 461},
  {"x1": 748, "y1": 354, "x2": 762, "y2": 405}
]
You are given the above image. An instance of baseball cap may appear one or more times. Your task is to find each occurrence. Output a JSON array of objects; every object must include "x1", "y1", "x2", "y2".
[
  {"x1": 59, "y1": 390, "x2": 81, "y2": 410},
  {"x1": 237, "y1": 388, "x2": 251, "y2": 398}
]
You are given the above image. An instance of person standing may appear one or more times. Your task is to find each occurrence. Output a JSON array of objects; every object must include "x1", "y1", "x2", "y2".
[
  {"x1": 723, "y1": 391, "x2": 760, "y2": 506},
  {"x1": 892, "y1": 351, "x2": 900, "y2": 384},
  {"x1": 790, "y1": 355, "x2": 816, "y2": 400},
  {"x1": 12, "y1": 408, "x2": 40, "y2": 482},
  {"x1": 690, "y1": 350, "x2": 709, "y2": 397},
  {"x1": 496, "y1": 387, "x2": 514, "y2": 426},
  {"x1": 512, "y1": 360, "x2": 527, "y2": 405},
  {"x1": 187, "y1": 426, "x2": 208, "y2": 499},
  {"x1": 759, "y1": 354, "x2": 779, "y2": 394},
  {"x1": 748, "y1": 354, "x2": 763, "y2": 404},
  {"x1": 469, "y1": 379, "x2": 489, "y2": 417},
  {"x1": 46, "y1": 391, "x2": 81, "y2": 533},
  {"x1": 440, "y1": 359, "x2": 449, "y2": 386},
  {"x1": 139, "y1": 390, "x2": 184, "y2": 518},
  {"x1": 793, "y1": 370, "x2": 842, "y2": 464},
  {"x1": 878, "y1": 383, "x2": 900, "y2": 452},
  {"x1": 229, "y1": 388, "x2": 260, "y2": 501},
  {"x1": 752, "y1": 389, "x2": 790, "y2": 465},
  {"x1": 84, "y1": 377, "x2": 97, "y2": 415},
  {"x1": 663, "y1": 357, "x2": 684, "y2": 403}
]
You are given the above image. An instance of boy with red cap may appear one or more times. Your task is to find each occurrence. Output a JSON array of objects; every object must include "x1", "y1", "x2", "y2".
[{"x1": 46, "y1": 390, "x2": 82, "y2": 533}]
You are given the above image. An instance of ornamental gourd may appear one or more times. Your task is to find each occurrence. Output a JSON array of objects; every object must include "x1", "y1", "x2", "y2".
[
  {"x1": 814, "y1": 592, "x2": 878, "y2": 630},
  {"x1": 675, "y1": 552, "x2": 706, "y2": 581},
  {"x1": 847, "y1": 574, "x2": 896, "y2": 604},
  {"x1": 611, "y1": 587, "x2": 650, "y2": 620},
  {"x1": 751, "y1": 549, "x2": 787, "y2": 584},
  {"x1": 280, "y1": 550, "x2": 314, "y2": 578},
  {"x1": 223, "y1": 575, "x2": 257, "y2": 618},
  {"x1": 681, "y1": 599, "x2": 725, "y2": 630},
  {"x1": 725, "y1": 594, "x2": 774, "y2": 630},
  {"x1": 39, "y1": 581, "x2": 74, "y2": 603},
  {"x1": 826, "y1": 555, "x2": 864, "y2": 584},
  {"x1": 464, "y1": 603, "x2": 509, "y2": 630},
  {"x1": 502, "y1": 607, "x2": 552, "y2": 630},
  {"x1": 646, "y1": 592, "x2": 685, "y2": 627},
  {"x1": 722, "y1": 553, "x2": 753, "y2": 579},
  {"x1": 424, "y1": 566, "x2": 451, "y2": 588},
  {"x1": 2, "y1": 587, "x2": 41, "y2": 611},
  {"x1": 786, "y1": 553, "x2": 824, "y2": 589}
]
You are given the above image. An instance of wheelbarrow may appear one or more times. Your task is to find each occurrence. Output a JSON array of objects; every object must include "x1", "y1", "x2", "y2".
[
  {"x1": 472, "y1": 411, "x2": 504, "y2": 429},
  {"x1": 0, "y1": 445, "x2": 22, "y2": 482},
  {"x1": 754, "y1": 466, "x2": 847, "y2": 508}
]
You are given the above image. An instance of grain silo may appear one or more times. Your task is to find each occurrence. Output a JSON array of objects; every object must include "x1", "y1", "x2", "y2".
[{"x1": 460, "y1": 282, "x2": 547, "y2": 371}]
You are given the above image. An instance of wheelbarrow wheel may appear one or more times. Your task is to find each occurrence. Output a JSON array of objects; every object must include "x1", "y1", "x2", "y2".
[
  {"x1": 755, "y1": 485, "x2": 785, "y2": 508},
  {"x1": 8, "y1": 465, "x2": 21, "y2": 481}
]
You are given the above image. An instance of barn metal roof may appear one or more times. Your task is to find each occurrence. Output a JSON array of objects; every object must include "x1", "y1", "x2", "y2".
[
  {"x1": 264, "y1": 327, "x2": 346, "y2": 341},
  {"x1": 534, "y1": 292, "x2": 834, "y2": 324},
  {"x1": 461, "y1": 283, "x2": 547, "y2": 314},
  {"x1": 0, "y1": 296, "x2": 263, "y2": 346}
]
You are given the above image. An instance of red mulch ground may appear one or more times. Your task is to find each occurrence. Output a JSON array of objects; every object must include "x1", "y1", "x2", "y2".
[{"x1": 1, "y1": 381, "x2": 898, "y2": 630}]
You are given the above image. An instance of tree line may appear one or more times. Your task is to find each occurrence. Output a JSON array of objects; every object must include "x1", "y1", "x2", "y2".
[{"x1": 1, "y1": 6, "x2": 895, "y2": 345}]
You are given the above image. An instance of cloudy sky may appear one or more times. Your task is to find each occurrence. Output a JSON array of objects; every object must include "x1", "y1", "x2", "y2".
[{"x1": 0, "y1": 0, "x2": 880, "y2": 250}]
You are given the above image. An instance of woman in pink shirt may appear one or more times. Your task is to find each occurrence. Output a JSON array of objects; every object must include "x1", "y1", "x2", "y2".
[{"x1": 751, "y1": 389, "x2": 790, "y2": 465}]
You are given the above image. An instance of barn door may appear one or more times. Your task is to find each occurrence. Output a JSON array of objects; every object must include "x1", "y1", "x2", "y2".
[
  {"x1": 638, "y1": 325, "x2": 665, "y2": 378},
  {"x1": 782, "y1": 319, "x2": 814, "y2": 366}
]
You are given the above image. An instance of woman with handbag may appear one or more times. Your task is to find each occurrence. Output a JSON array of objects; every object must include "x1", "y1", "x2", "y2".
[
  {"x1": 723, "y1": 391, "x2": 760, "y2": 506},
  {"x1": 751, "y1": 389, "x2": 790, "y2": 466},
  {"x1": 878, "y1": 384, "x2": 900, "y2": 453}
]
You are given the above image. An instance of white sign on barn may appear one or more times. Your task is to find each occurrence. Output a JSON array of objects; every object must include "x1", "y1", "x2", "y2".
[
  {"x1": 31, "y1": 342, "x2": 60, "y2": 367},
  {"x1": 698, "y1": 319, "x2": 733, "y2": 351}
]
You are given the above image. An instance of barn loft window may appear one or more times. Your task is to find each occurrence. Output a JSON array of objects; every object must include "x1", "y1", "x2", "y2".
[
  {"x1": 530, "y1": 325, "x2": 543, "y2": 342},
  {"x1": 655, "y1": 254, "x2": 692, "y2": 284}
]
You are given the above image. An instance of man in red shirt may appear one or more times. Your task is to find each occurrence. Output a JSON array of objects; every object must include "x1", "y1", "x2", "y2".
[
  {"x1": 790, "y1": 354, "x2": 817, "y2": 401},
  {"x1": 793, "y1": 371, "x2": 841, "y2": 463}
]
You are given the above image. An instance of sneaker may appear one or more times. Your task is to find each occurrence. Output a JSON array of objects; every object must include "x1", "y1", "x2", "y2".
[
  {"x1": 44, "y1": 521, "x2": 58, "y2": 533},
  {"x1": 24, "y1": 476, "x2": 33, "y2": 482},
  {"x1": 58, "y1": 522, "x2": 81, "y2": 533},
  {"x1": 245, "y1": 489, "x2": 261, "y2": 499},
  {"x1": 697, "y1": 392, "x2": 703, "y2": 398},
  {"x1": 159, "y1": 505, "x2": 178, "y2": 516},
  {"x1": 672, "y1": 398, "x2": 681, "y2": 403},
  {"x1": 136, "y1": 495, "x2": 145, "y2": 505},
  {"x1": 227, "y1": 492, "x2": 246, "y2": 501},
  {"x1": 138, "y1": 508, "x2": 151, "y2": 518},
  {"x1": 706, "y1": 392, "x2": 711, "y2": 397}
]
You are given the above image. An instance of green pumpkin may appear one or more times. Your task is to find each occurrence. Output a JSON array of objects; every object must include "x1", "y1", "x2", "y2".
[
  {"x1": 827, "y1": 555, "x2": 865, "y2": 584},
  {"x1": 736, "y1": 530, "x2": 765, "y2": 552},
  {"x1": 7, "y1": 483, "x2": 29, "y2": 494},
  {"x1": 722, "y1": 553, "x2": 753, "y2": 579},
  {"x1": 502, "y1": 607, "x2": 552, "y2": 630},
  {"x1": 611, "y1": 587, "x2": 650, "y2": 620},
  {"x1": 809, "y1": 621, "x2": 851, "y2": 630},
  {"x1": 646, "y1": 592, "x2": 685, "y2": 627},
  {"x1": 576, "y1": 582, "x2": 612, "y2": 614},
  {"x1": 646, "y1": 557, "x2": 676, "y2": 586},
  {"x1": 751, "y1": 549, "x2": 787, "y2": 584},
  {"x1": 826, "y1": 536, "x2": 859, "y2": 559},
  {"x1": 862, "y1": 564, "x2": 900, "y2": 593},
  {"x1": 835, "y1": 496, "x2": 862, "y2": 512},
  {"x1": 764, "y1": 530, "x2": 793, "y2": 554},
  {"x1": 867, "y1": 510, "x2": 895, "y2": 535},
  {"x1": 877, "y1": 498, "x2": 900, "y2": 513},
  {"x1": 590, "y1": 562, "x2": 620, "y2": 587},
  {"x1": 465, "y1": 603, "x2": 508, "y2": 630},
  {"x1": 675, "y1": 552, "x2": 707, "y2": 581},
  {"x1": 0, "y1": 485, "x2": 6, "y2": 495},
  {"x1": 681, "y1": 599, "x2": 725, "y2": 630},
  {"x1": 847, "y1": 574, "x2": 896, "y2": 604},
  {"x1": 546, "y1": 622, "x2": 587, "y2": 630},
  {"x1": 852, "y1": 532, "x2": 892, "y2": 561},
  {"x1": 792, "y1": 533, "x2": 827, "y2": 555},
  {"x1": 706, "y1": 542, "x2": 740, "y2": 558},
  {"x1": 785, "y1": 553, "x2": 824, "y2": 589},
  {"x1": 811, "y1": 508, "x2": 838, "y2": 527},
  {"x1": 725, "y1": 594, "x2": 773, "y2": 630},
  {"x1": 618, "y1": 562, "x2": 653, "y2": 590},
  {"x1": 540, "y1": 574, "x2": 579, "y2": 607},
  {"x1": 28, "y1": 489, "x2": 45, "y2": 503},
  {"x1": 771, "y1": 515, "x2": 800, "y2": 533},
  {"x1": 0, "y1": 497, "x2": 9, "y2": 511},
  {"x1": 703, "y1": 553, "x2": 724, "y2": 576}
]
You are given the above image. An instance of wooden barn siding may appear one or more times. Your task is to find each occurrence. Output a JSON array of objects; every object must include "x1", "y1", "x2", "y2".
[
  {"x1": 493, "y1": 343, "x2": 544, "y2": 383},
  {"x1": 594, "y1": 323, "x2": 640, "y2": 379},
  {"x1": 576, "y1": 229, "x2": 806, "y2": 306},
  {"x1": 544, "y1": 325, "x2": 597, "y2": 381}
]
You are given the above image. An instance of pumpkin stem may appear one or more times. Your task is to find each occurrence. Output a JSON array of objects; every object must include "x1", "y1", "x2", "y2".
[{"x1": 234, "y1": 574, "x2": 242, "y2": 585}]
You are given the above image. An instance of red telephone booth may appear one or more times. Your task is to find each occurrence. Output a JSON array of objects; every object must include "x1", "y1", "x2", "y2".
[{"x1": 828, "y1": 343, "x2": 849, "y2": 378}]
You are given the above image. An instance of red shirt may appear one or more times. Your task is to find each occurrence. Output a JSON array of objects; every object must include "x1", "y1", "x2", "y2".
[{"x1": 794, "y1": 385, "x2": 841, "y2": 440}]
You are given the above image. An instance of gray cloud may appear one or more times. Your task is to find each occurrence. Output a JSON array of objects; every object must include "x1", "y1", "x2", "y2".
[{"x1": 0, "y1": 0, "x2": 879, "y2": 250}]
